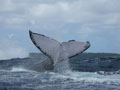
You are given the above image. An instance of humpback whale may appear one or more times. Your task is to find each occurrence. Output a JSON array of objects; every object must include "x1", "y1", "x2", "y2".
[{"x1": 29, "y1": 31, "x2": 90, "y2": 72}]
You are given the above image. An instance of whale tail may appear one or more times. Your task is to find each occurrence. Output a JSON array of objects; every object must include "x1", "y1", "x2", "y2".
[{"x1": 29, "y1": 30, "x2": 90, "y2": 65}]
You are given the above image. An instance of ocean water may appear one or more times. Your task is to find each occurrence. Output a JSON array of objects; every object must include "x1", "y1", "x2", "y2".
[{"x1": 0, "y1": 53, "x2": 120, "y2": 90}]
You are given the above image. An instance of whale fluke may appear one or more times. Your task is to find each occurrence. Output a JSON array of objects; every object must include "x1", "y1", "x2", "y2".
[{"x1": 29, "y1": 30, "x2": 90, "y2": 65}]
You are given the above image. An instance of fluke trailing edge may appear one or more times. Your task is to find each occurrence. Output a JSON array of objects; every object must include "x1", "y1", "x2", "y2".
[{"x1": 29, "y1": 30, "x2": 90, "y2": 66}]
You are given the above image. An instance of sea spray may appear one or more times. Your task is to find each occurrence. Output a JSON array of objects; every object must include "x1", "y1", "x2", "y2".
[{"x1": 54, "y1": 59, "x2": 72, "y2": 74}]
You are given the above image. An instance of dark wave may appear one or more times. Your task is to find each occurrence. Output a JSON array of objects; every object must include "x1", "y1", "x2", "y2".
[{"x1": 0, "y1": 53, "x2": 120, "y2": 75}]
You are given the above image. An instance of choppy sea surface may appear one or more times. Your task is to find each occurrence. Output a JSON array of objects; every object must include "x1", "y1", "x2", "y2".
[{"x1": 0, "y1": 53, "x2": 120, "y2": 90}]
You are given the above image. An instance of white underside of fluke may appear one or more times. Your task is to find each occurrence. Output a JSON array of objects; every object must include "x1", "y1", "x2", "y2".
[{"x1": 29, "y1": 30, "x2": 90, "y2": 65}]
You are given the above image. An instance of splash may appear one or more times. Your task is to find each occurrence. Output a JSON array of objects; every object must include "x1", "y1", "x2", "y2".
[{"x1": 53, "y1": 58, "x2": 72, "y2": 74}]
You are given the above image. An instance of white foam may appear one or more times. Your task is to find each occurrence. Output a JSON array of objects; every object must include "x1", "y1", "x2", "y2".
[
  {"x1": 50, "y1": 71, "x2": 120, "y2": 84},
  {"x1": 11, "y1": 67, "x2": 29, "y2": 72}
]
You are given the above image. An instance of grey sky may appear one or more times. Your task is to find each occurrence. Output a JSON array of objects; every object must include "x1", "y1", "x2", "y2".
[{"x1": 0, "y1": 0, "x2": 120, "y2": 59}]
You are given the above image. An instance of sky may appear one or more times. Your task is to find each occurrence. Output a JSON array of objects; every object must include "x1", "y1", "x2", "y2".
[{"x1": 0, "y1": 0, "x2": 120, "y2": 59}]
